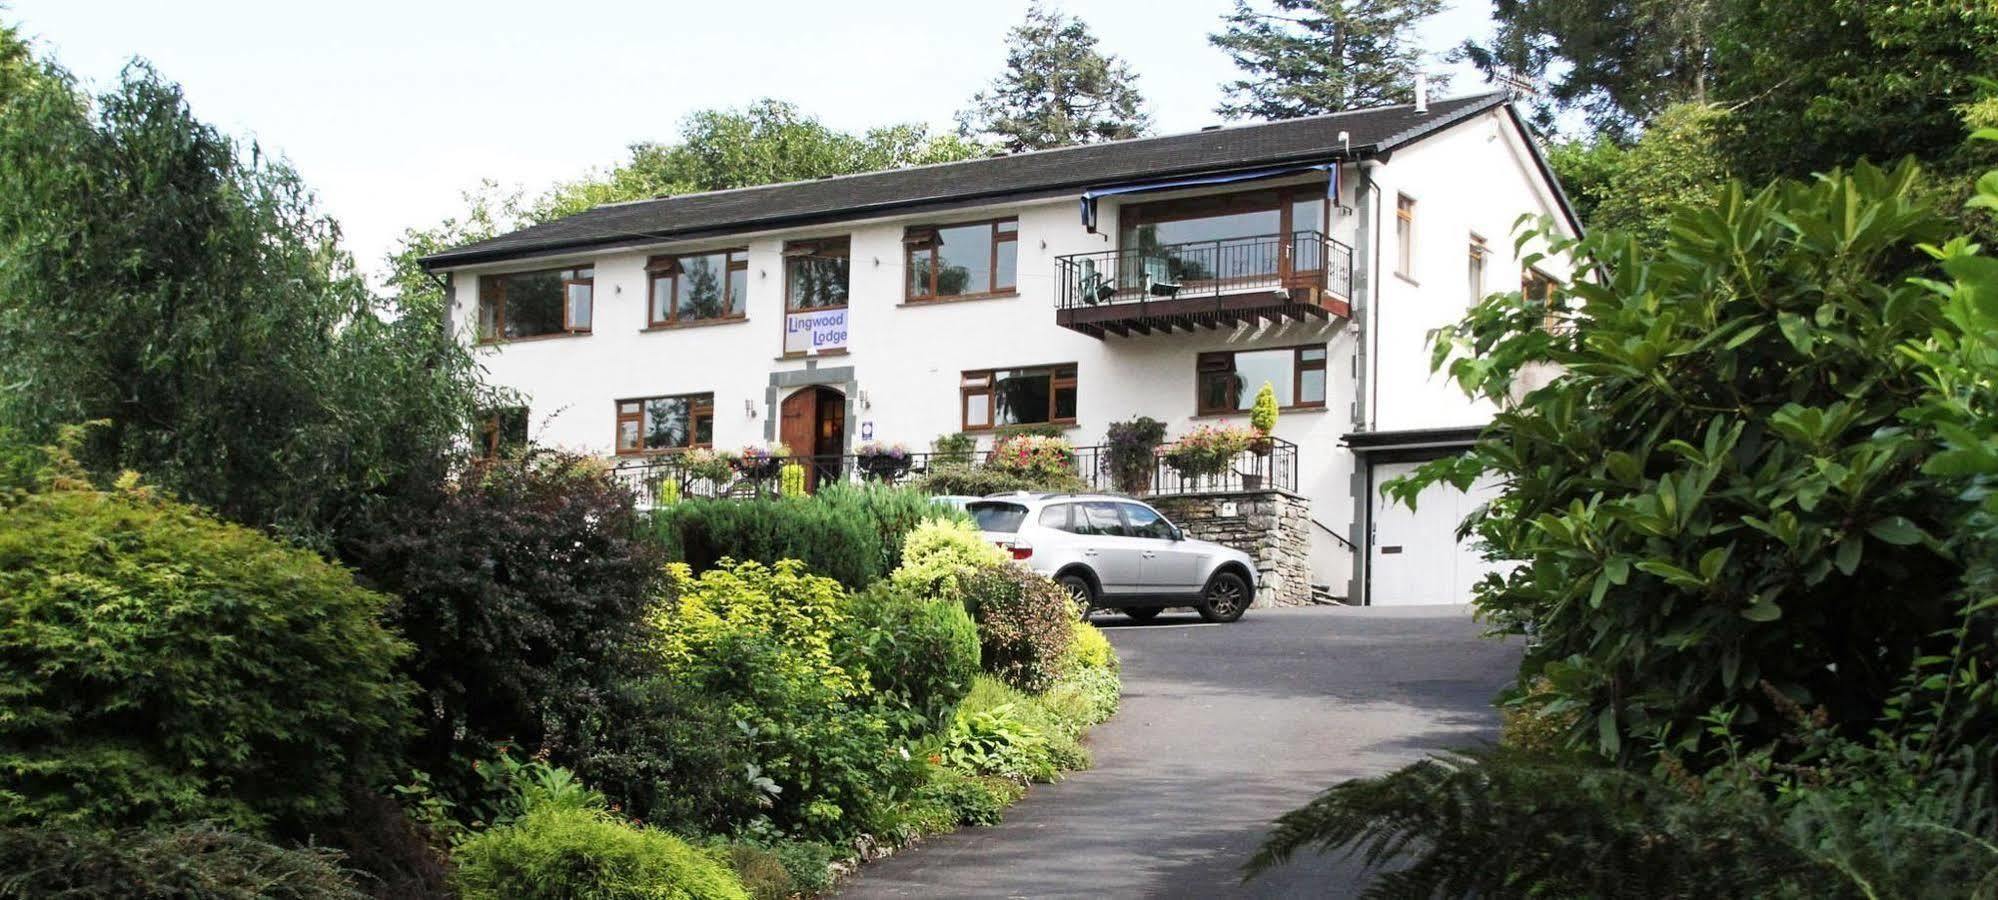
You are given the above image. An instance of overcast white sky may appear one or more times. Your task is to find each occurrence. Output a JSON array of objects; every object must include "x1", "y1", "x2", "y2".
[{"x1": 9, "y1": 1, "x2": 1496, "y2": 280}]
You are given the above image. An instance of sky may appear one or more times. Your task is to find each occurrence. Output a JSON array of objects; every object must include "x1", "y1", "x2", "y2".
[{"x1": 9, "y1": 1, "x2": 1497, "y2": 282}]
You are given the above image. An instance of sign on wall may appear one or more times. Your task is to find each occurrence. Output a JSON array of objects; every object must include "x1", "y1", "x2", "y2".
[{"x1": 785, "y1": 309, "x2": 848, "y2": 354}]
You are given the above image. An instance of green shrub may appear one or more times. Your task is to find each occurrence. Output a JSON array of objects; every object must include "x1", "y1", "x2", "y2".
[
  {"x1": 1104, "y1": 417, "x2": 1167, "y2": 495},
  {"x1": 778, "y1": 462, "x2": 806, "y2": 497},
  {"x1": 814, "y1": 481, "x2": 971, "y2": 572},
  {"x1": 1068, "y1": 622, "x2": 1117, "y2": 672},
  {"x1": 913, "y1": 768, "x2": 1024, "y2": 828},
  {"x1": 909, "y1": 462, "x2": 1039, "y2": 496},
  {"x1": 653, "y1": 560, "x2": 915, "y2": 840},
  {"x1": 0, "y1": 476, "x2": 411, "y2": 833},
  {"x1": 931, "y1": 432, "x2": 977, "y2": 465},
  {"x1": 1393, "y1": 161, "x2": 1965, "y2": 761},
  {"x1": 937, "y1": 676, "x2": 1089, "y2": 782},
  {"x1": 1037, "y1": 666, "x2": 1122, "y2": 735},
  {"x1": 452, "y1": 799, "x2": 748, "y2": 900},
  {"x1": 554, "y1": 674, "x2": 758, "y2": 834},
  {"x1": 719, "y1": 843, "x2": 793, "y2": 900},
  {"x1": 962, "y1": 564, "x2": 1076, "y2": 693},
  {"x1": 0, "y1": 823, "x2": 367, "y2": 899},
  {"x1": 1250, "y1": 382, "x2": 1279, "y2": 434},
  {"x1": 343, "y1": 450, "x2": 663, "y2": 808},
  {"x1": 652, "y1": 497, "x2": 884, "y2": 590},
  {"x1": 839, "y1": 582, "x2": 982, "y2": 738},
  {"x1": 891, "y1": 518, "x2": 1011, "y2": 598}
]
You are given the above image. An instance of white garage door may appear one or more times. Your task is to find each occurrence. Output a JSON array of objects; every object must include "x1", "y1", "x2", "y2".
[{"x1": 1368, "y1": 460, "x2": 1508, "y2": 606}]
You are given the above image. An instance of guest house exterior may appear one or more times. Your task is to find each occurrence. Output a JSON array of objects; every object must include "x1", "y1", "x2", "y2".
[{"x1": 422, "y1": 90, "x2": 1580, "y2": 607}]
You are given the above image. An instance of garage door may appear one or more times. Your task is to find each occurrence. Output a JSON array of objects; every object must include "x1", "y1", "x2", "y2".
[{"x1": 1368, "y1": 460, "x2": 1508, "y2": 606}]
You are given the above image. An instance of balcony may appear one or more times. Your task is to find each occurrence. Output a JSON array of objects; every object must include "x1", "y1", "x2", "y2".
[{"x1": 1055, "y1": 231, "x2": 1353, "y2": 338}]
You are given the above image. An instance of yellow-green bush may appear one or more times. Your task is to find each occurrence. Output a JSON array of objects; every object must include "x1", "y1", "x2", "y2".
[
  {"x1": 652, "y1": 560, "x2": 914, "y2": 840},
  {"x1": 453, "y1": 803, "x2": 747, "y2": 900},
  {"x1": 891, "y1": 518, "x2": 1009, "y2": 597},
  {"x1": 838, "y1": 581, "x2": 982, "y2": 738},
  {"x1": 0, "y1": 476, "x2": 411, "y2": 832},
  {"x1": 1068, "y1": 622, "x2": 1117, "y2": 672}
]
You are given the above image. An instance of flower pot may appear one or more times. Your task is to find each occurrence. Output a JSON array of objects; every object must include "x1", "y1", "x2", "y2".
[
  {"x1": 1249, "y1": 435, "x2": 1274, "y2": 457},
  {"x1": 1242, "y1": 473, "x2": 1264, "y2": 491}
]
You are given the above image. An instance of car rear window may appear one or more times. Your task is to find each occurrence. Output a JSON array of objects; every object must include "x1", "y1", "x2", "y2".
[{"x1": 967, "y1": 501, "x2": 1029, "y2": 533}]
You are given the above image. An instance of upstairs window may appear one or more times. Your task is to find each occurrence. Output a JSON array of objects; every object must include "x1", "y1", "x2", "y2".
[
  {"x1": 1468, "y1": 234, "x2": 1488, "y2": 306},
  {"x1": 905, "y1": 218, "x2": 1018, "y2": 301},
  {"x1": 785, "y1": 238, "x2": 850, "y2": 311},
  {"x1": 961, "y1": 364, "x2": 1078, "y2": 431},
  {"x1": 1197, "y1": 345, "x2": 1327, "y2": 416},
  {"x1": 478, "y1": 266, "x2": 593, "y2": 342},
  {"x1": 1395, "y1": 195, "x2": 1416, "y2": 279},
  {"x1": 647, "y1": 250, "x2": 747, "y2": 327},
  {"x1": 615, "y1": 393, "x2": 715, "y2": 455}
]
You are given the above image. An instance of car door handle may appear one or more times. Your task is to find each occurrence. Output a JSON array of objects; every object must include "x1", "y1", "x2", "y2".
[
  {"x1": 1082, "y1": 549, "x2": 1099, "y2": 557},
  {"x1": 1142, "y1": 551, "x2": 1157, "y2": 558}
]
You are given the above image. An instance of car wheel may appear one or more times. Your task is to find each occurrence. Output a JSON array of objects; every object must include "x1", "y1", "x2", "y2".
[
  {"x1": 1124, "y1": 607, "x2": 1163, "y2": 623},
  {"x1": 1196, "y1": 571, "x2": 1251, "y2": 623},
  {"x1": 1057, "y1": 573, "x2": 1096, "y2": 619}
]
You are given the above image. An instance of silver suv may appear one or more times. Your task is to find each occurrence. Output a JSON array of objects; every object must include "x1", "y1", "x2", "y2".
[{"x1": 966, "y1": 493, "x2": 1257, "y2": 623}]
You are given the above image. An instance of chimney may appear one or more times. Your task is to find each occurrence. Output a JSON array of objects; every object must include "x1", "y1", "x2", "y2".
[{"x1": 1414, "y1": 74, "x2": 1428, "y2": 113}]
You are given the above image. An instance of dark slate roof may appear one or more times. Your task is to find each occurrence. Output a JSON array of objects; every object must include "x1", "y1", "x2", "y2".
[{"x1": 423, "y1": 91, "x2": 1515, "y2": 269}]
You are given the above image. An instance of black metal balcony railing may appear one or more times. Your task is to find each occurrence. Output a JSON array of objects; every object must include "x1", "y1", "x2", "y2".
[
  {"x1": 1055, "y1": 230, "x2": 1353, "y2": 313},
  {"x1": 611, "y1": 436, "x2": 1299, "y2": 508}
]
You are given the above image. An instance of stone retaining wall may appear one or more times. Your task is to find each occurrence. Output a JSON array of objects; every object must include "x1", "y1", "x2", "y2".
[{"x1": 1154, "y1": 490, "x2": 1312, "y2": 608}]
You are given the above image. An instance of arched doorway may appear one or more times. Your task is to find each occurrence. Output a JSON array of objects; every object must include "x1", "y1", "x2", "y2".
[{"x1": 778, "y1": 385, "x2": 846, "y2": 492}]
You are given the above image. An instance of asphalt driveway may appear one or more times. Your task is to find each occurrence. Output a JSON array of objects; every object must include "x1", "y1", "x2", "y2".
[{"x1": 836, "y1": 604, "x2": 1519, "y2": 899}]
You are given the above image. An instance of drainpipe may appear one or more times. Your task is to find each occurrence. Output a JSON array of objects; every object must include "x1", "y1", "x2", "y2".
[{"x1": 1346, "y1": 157, "x2": 1386, "y2": 605}]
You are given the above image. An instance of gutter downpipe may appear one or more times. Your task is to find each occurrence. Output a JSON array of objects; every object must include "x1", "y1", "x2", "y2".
[{"x1": 1346, "y1": 156, "x2": 1386, "y2": 605}]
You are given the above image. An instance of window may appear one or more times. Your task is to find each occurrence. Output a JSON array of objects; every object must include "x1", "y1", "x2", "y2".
[
  {"x1": 1196, "y1": 345, "x2": 1327, "y2": 416},
  {"x1": 478, "y1": 267, "x2": 594, "y2": 341},
  {"x1": 968, "y1": 501, "x2": 1030, "y2": 533},
  {"x1": 960, "y1": 364, "x2": 1078, "y2": 431},
  {"x1": 785, "y1": 238, "x2": 850, "y2": 311},
  {"x1": 475, "y1": 406, "x2": 528, "y2": 459},
  {"x1": 1073, "y1": 502, "x2": 1130, "y2": 537},
  {"x1": 1468, "y1": 234, "x2": 1488, "y2": 306},
  {"x1": 1039, "y1": 503, "x2": 1074, "y2": 529},
  {"x1": 1118, "y1": 185, "x2": 1329, "y2": 285},
  {"x1": 906, "y1": 218, "x2": 1017, "y2": 301},
  {"x1": 1523, "y1": 268, "x2": 1563, "y2": 332},
  {"x1": 1395, "y1": 194, "x2": 1416, "y2": 279},
  {"x1": 615, "y1": 393, "x2": 715, "y2": 454},
  {"x1": 1120, "y1": 503, "x2": 1176, "y2": 540},
  {"x1": 647, "y1": 250, "x2": 747, "y2": 327}
]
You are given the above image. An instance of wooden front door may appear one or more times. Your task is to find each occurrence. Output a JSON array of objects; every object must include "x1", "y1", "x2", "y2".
[{"x1": 778, "y1": 387, "x2": 845, "y2": 492}]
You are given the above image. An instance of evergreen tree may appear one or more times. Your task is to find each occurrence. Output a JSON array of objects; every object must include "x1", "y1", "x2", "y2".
[
  {"x1": 1463, "y1": 0, "x2": 1716, "y2": 137},
  {"x1": 1210, "y1": 0, "x2": 1446, "y2": 121},
  {"x1": 958, "y1": 3, "x2": 1151, "y2": 153}
]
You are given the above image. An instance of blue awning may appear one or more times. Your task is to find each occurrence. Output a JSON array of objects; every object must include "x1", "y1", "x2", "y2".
[{"x1": 1079, "y1": 163, "x2": 1338, "y2": 232}]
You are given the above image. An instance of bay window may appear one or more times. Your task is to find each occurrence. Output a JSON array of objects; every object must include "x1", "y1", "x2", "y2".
[
  {"x1": 1196, "y1": 345, "x2": 1326, "y2": 416},
  {"x1": 615, "y1": 393, "x2": 715, "y2": 454},
  {"x1": 477, "y1": 266, "x2": 592, "y2": 342},
  {"x1": 905, "y1": 218, "x2": 1018, "y2": 301},
  {"x1": 961, "y1": 364, "x2": 1078, "y2": 431}
]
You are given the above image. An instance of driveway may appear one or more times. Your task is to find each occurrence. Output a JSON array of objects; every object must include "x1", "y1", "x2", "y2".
[{"x1": 836, "y1": 604, "x2": 1518, "y2": 899}]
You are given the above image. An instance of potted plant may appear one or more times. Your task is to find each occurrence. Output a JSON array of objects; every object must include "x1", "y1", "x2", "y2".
[
  {"x1": 987, "y1": 434, "x2": 1078, "y2": 488},
  {"x1": 1163, "y1": 424, "x2": 1254, "y2": 486},
  {"x1": 1103, "y1": 416, "x2": 1167, "y2": 495},
  {"x1": 854, "y1": 440, "x2": 912, "y2": 482},
  {"x1": 1249, "y1": 381, "x2": 1279, "y2": 457},
  {"x1": 726, "y1": 442, "x2": 790, "y2": 481},
  {"x1": 679, "y1": 447, "x2": 734, "y2": 490}
]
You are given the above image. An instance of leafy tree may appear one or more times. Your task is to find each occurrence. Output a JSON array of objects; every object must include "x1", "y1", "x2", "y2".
[
  {"x1": 1546, "y1": 103, "x2": 1734, "y2": 243},
  {"x1": 1210, "y1": 0, "x2": 1446, "y2": 121},
  {"x1": 0, "y1": 55, "x2": 486, "y2": 544},
  {"x1": 958, "y1": 3, "x2": 1151, "y2": 152},
  {"x1": 1462, "y1": 0, "x2": 1716, "y2": 136},
  {"x1": 534, "y1": 100, "x2": 982, "y2": 220}
]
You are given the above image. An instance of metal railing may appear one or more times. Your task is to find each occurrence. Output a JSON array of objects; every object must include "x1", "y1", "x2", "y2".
[
  {"x1": 611, "y1": 436, "x2": 1299, "y2": 507},
  {"x1": 1055, "y1": 230, "x2": 1353, "y2": 312}
]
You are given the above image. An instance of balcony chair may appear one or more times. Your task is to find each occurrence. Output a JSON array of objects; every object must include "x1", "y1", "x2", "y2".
[{"x1": 1143, "y1": 258, "x2": 1181, "y2": 297}]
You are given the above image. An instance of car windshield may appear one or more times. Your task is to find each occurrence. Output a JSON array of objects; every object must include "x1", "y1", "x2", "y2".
[{"x1": 967, "y1": 501, "x2": 1029, "y2": 533}]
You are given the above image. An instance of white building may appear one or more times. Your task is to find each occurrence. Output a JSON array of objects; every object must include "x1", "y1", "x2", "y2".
[{"x1": 422, "y1": 91, "x2": 1579, "y2": 607}]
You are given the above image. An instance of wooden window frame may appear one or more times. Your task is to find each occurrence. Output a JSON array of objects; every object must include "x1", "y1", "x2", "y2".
[
  {"x1": 1194, "y1": 344, "x2": 1329, "y2": 417},
  {"x1": 783, "y1": 238, "x2": 852, "y2": 313},
  {"x1": 646, "y1": 250, "x2": 748, "y2": 329},
  {"x1": 903, "y1": 217, "x2": 1019, "y2": 302},
  {"x1": 1468, "y1": 233, "x2": 1489, "y2": 307},
  {"x1": 475, "y1": 406, "x2": 528, "y2": 460},
  {"x1": 477, "y1": 266, "x2": 594, "y2": 344},
  {"x1": 960, "y1": 364, "x2": 1078, "y2": 432},
  {"x1": 614, "y1": 392, "x2": 716, "y2": 456},
  {"x1": 1116, "y1": 183, "x2": 1333, "y2": 289},
  {"x1": 1395, "y1": 194, "x2": 1417, "y2": 280},
  {"x1": 1523, "y1": 267, "x2": 1563, "y2": 333}
]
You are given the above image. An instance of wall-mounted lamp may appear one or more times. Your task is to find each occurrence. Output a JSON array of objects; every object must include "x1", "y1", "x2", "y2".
[
  {"x1": 858, "y1": 389, "x2": 871, "y2": 409},
  {"x1": 744, "y1": 398, "x2": 757, "y2": 418}
]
